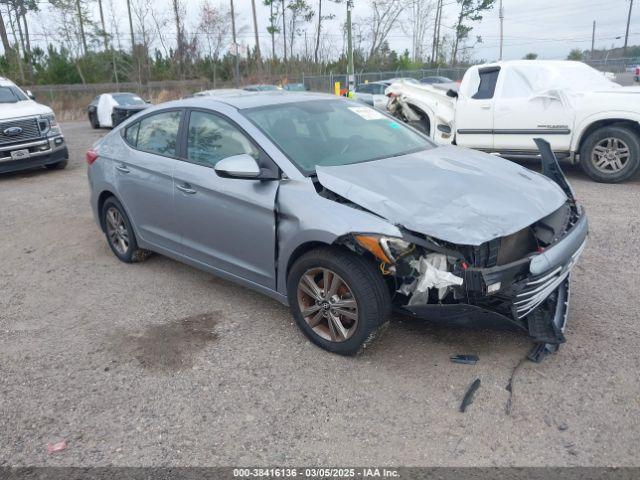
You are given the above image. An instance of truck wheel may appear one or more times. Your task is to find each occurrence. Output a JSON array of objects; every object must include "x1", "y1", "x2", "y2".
[
  {"x1": 579, "y1": 125, "x2": 640, "y2": 183},
  {"x1": 287, "y1": 247, "x2": 391, "y2": 356},
  {"x1": 90, "y1": 114, "x2": 100, "y2": 129}
]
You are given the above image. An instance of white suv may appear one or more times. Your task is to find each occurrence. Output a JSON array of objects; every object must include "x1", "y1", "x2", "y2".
[{"x1": 0, "y1": 77, "x2": 68, "y2": 174}]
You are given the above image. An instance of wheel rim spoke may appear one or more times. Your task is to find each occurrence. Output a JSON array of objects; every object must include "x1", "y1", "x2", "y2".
[
  {"x1": 593, "y1": 137, "x2": 630, "y2": 173},
  {"x1": 301, "y1": 304, "x2": 322, "y2": 317},
  {"x1": 329, "y1": 313, "x2": 349, "y2": 340},
  {"x1": 333, "y1": 306, "x2": 358, "y2": 321},
  {"x1": 299, "y1": 274, "x2": 323, "y2": 301}
]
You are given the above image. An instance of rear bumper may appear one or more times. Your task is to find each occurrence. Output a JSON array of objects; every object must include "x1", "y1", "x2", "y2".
[{"x1": 0, "y1": 136, "x2": 68, "y2": 174}]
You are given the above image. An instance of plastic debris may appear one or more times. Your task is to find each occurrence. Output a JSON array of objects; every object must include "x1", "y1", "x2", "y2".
[
  {"x1": 450, "y1": 354, "x2": 479, "y2": 365},
  {"x1": 407, "y1": 253, "x2": 463, "y2": 305},
  {"x1": 459, "y1": 378, "x2": 481, "y2": 413},
  {"x1": 46, "y1": 440, "x2": 67, "y2": 454}
]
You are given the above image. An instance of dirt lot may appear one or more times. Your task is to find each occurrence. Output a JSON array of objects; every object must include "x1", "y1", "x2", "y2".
[{"x1": 1, "y1": 122, "x2": 639, "y2": 467}]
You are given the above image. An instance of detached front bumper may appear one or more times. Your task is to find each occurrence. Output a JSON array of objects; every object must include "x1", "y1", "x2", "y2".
[
  {"x1": 0, "y1": 136, "x2": 68, "y2": 174},
  {"x1": 405, "y1": 208, "x2": 588, "y2": 345}
]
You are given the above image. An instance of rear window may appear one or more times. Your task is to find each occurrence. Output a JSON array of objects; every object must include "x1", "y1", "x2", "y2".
[{"x1": 123, "y1": 110, "x2": 181, "y2": 157}]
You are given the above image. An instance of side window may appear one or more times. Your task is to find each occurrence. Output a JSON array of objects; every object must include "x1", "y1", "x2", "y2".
[
  {"x1": 136, "y1": 110, "x2": 181, "y2": 157},
  {"x1": 501, "y1": 68, "x2": 534, "y2": 99},
  {"x1": 472, "y1": 68, "x2": 500, "y2": 100},
  {"x1": 357, "y1": 84, "x2": 370, "y2": 94},
  {"x1": 187, "y1": 111, "x2": 259, "y2": 168},
  {"x1": 124, "y1": 122, "x2": 140, "y2": 146}
]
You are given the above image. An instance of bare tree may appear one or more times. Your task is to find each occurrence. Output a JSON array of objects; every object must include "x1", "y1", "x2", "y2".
[
  {"x1": 286, "y1": 0, "x2": 313, "y2": 57},
  {"x1": 403, "y1": 0, "x2": 434, "y2": 62},
  {"x1": 263, "y1": 0, "x2": 280, "y2": 59},
  {"x1": 198, "y1": 1, "x2": 230, "y2": 61},
  {"x1": 313, "y1": 0, "x2": 337, "y2": 64},
  {"x1": 96, "y1": 0, "x2": 108, "y2": 49},
  {"x1": 171, "y1": 0, "x2": 184, "y2": 76},
  {"x1": 450, "y1": 0, "x2": 495, "y2": 65},
  {"x1": 365, "y1": 0, "x2": 405, "y2": 59},
  {"x1": 250, "y1": 0, "x2": 261, "y2": 65},
  {"x1": 0, "y1": 7, "x2": 12, "y2": 56},
  {"x1": 49, "y1": 0, "x2": 91, "y2": 82}
]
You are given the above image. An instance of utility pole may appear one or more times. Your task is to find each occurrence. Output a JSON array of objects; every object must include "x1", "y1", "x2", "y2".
[
  {"x1": 431, "y1": 0, "x2": 442, "y2": 65},
  {"x1": 591, "y1": 20, "x2": 596, "y2": 59},
  {"x1": 624, "y1": 0, "x2": 634, "y2": 56},
  {"x1": 346, "y1": 0, "x2": 354, "y2": 93},
  {"x1": 498, "y1": 0, "x2": 504, "y2": 61},
  {"x1": 230, "y1": 0, "x2": 241, "y2": 88}
]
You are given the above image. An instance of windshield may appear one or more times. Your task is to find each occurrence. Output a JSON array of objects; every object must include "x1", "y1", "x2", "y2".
[
  {"x1": 243, "y1": 99, "x2": 434, "y2": 174},
  {"x1": 112, "y1": 93, "x2": 146, "y2": 106},
  {"x1": 0, "y1": 86, "x2": 28, "y2": 103}
]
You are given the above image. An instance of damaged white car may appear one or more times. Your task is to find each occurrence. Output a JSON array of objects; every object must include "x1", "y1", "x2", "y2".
[
  {"x1": 387, "y1": 60, "x2": 640, "y2": 183},
  {"x1": 88, "y1": 93, "x2": 587, "y2": 360}
]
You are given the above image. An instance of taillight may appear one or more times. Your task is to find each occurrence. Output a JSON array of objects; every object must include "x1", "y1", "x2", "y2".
[{"x1": 86, "y1": 149, "x2": 99, "y2": 165}]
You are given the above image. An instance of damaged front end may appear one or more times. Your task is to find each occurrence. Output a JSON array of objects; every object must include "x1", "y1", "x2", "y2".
[{"x1": 341, "y1": 198, "x2": 587, "y2": 360}]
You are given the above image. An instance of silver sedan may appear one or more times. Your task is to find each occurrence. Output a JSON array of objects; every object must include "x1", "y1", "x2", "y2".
[{"x1": 87, "y1": 92, "x2": 587, "y2": 357}]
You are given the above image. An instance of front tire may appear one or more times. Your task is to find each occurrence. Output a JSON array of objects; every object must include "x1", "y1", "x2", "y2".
[
  {"x1": 579, "y1": 125, "x2": 640, "y2": 183},
  {"x1": 101, "y1": 197, "x2": 149, "y2": 263},
  {"x1": 287, "y1": 247, "x2": 391, "y2": 356}
]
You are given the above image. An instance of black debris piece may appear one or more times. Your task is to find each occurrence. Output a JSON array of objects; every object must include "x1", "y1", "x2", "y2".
[
  {"x1": 528, "y1": 342, "x2": 559, "y2": 363},
  {"x1": 450, "y1": 354, "x2": 479, "y2": 365},
  {"x1": 459, "y1": 378, "x2": 481, "y2": 413}
]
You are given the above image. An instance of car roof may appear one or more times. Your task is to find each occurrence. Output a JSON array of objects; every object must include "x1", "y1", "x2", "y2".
[{"x1": 158, "y1": 91, "x2": 336, "y2": 110}]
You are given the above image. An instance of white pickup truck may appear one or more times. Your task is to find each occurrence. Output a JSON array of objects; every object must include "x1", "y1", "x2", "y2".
[
  {"x1": 387, "y1": 60, "x2": 640, "y2": 183},
  {"x1": 0, "y1": 76, "x2": 68, "y2": 174}
]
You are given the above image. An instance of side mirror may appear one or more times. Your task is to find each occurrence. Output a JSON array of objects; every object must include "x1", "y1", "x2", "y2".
[
  {"x1": 446, "y1": 88, "x2": 458, "y2": 98},
  {"x1": 214, "y1": 154, "x2": 262, "y2": 179},
  {"x1": 26, "y1": 90, "x2": 35, "y2": 100}
]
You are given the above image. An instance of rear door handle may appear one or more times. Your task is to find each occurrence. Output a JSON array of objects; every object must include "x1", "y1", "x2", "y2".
[
  {"x1": 480, "y1": 104, "x2": 491, "y2": 110},
  {"x1": 115, "y1": 165, "x2": 130, "y2": 173},
  {"x1": 176, "y1": 183, "x2": 197, "y2": 195}
]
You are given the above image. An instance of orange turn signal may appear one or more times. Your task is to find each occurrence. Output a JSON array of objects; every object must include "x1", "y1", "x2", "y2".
[{"x1": 354, "y1": 235, "x2": 393, "y2": 264}]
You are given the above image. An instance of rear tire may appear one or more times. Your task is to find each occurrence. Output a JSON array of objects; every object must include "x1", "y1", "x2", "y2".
[
  {"x1": 287, "y1": 247, "x2": 391, "y2": 356},
  {"x1": 90, "y1": 114, "x2": 100, "y2": 129},
  {"x1": 579, "y1": 125, "x2": 640, "y2": 183},
  {"x1": 101, "y1": 197, "x2": 150, "y2": 263},
  {"x1": 45, "y1": 159, "x2": 68, "y2": 170}
]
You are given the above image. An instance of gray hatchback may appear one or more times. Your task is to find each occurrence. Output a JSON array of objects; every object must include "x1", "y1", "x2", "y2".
[{"x1": 87, "y1": 92, "x2": 587, "y2": 357}]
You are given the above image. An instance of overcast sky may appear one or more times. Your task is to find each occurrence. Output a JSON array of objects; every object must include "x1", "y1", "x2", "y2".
[{"x1": 21, "y1": 0, "x2": 640, "y2": 62}]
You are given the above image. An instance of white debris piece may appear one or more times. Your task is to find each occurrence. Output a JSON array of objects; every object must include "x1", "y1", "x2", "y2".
[{"x1": 407, "y1": 253, "x2": 463, "y2": 305}]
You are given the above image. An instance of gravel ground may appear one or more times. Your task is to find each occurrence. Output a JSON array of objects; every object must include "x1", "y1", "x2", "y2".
[{"x1": 1, "y1": 122, "x2": 639, "y2": 467}]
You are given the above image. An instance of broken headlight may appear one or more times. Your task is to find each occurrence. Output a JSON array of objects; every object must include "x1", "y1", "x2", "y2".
[{"x1": 354, "y1": 234, "x2": 412, "y2": 264}]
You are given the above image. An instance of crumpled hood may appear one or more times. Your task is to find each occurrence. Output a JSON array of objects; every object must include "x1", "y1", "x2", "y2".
[{"x1": 316, "y1": 145, "x2": 568, "y2": 246}]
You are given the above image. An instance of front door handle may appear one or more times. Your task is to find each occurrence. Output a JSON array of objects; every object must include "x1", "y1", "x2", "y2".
[
  {"x1": 176, "y1": 183, "x2": 197, "y2": 195},
  {"x1": 479, "y1": 104, "x2": 491, "y2": 110},
  {"x1": 115, "y1": 165, "x2": 130, "y2": 173}
]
